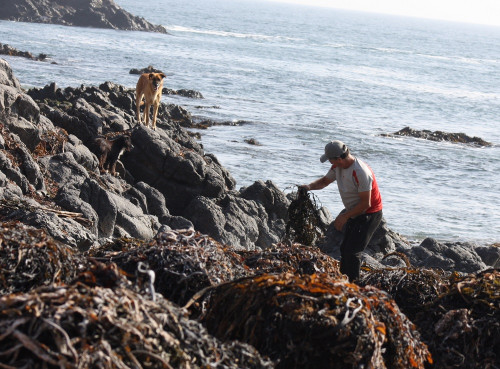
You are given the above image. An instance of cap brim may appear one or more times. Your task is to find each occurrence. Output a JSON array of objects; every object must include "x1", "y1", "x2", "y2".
[{"x1": 320, "y1": 154, "x2": 328, "y2": 163}]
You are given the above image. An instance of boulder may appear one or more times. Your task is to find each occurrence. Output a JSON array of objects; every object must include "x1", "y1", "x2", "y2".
[
  {"x1": 184, "y1": 193, "x2": 279, "y2": 250},
  {"x1": 0, "y1": 197, "x2": 97, "y2": 250},
  {"x1": 9, "y1": 134, "x2": 45, "y2": 192},
  {"x1": 0, "y1": 151, "x2": 31, "y2": 194},
  {"x1": 404, "y1": 238, "x2": 488, "y2": 273},
  {"x1": 474, "y1": 245, "x2": 500, "y2": 268},
  {"x1": 317, "y1": 217, "x2": 400, "y2": 259},
  {"x1": 38, "y1": 152, "x2": 90, "y2": 187},
  {"x1": 123, "y1": 126, "x2": 233, "y2": 214},
  {"x1": 0, "y1": 58, "x2": 21, "y2": 88}
]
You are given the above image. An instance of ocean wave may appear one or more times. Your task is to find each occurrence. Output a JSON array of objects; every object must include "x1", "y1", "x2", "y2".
[
  {"x1": 342, "y1": 66, "x2": 499, "y2": 100},
  {"x1": 347, "y1": 45, "x2": 499, "y2": 65},
  {"x1": 166, "y1": 25, "x2": 299, "y2": 42}
]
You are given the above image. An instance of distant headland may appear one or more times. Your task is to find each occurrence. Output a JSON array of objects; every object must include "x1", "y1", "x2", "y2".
[{"x1": 0, "y1": 0, "x2": 167, "y2": 33}]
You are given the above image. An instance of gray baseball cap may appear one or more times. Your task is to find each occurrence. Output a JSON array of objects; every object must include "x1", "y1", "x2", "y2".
[{"x1": 320, "y1": 140, "x2": 347, "y2": 162}]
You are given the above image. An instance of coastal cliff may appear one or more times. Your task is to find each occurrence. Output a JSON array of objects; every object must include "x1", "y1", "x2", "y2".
[{"x1": 0, "y1": 0, "x2": 167, "y2": 33}]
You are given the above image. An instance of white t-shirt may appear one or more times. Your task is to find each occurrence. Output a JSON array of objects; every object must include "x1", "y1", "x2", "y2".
[{"x1": 325, "y1": 157, "x2": 382, "y2": 213}]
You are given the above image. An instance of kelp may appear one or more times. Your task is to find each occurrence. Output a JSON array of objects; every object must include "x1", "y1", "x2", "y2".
[
  {"x1": 33, "y1": 128, "x2": 68, "y2": 158},
  {"x1": 237, "y1": 242, "x2": 341, "y2": 276},
  {"x1": 192, "y1": 272, "x2": 432, "y2": 369},
  {"x1": 0, "y1": 221, "x2": 84, "y2": 295},
  {"x1": 91, "y1": 232, "x2": 343, "y2": 306},
  {"x1": 358, "y1": 266, "x2": 448, "y2": 321},
  {"x1": 414, "y1": 269, "x2": 500, "y2": 369},
  {"x1": 0, "y1": 261, "x2": 274, "y2": 369},
  {"x1": 89, "y1": 229, "x2": 249, "y2": 306},
  {"x1": 284, "y1": 186, "x2": 324, "y2": 245}
]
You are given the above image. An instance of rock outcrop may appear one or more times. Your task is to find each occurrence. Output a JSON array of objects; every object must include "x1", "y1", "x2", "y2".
[
  {"x1": 0, "y1": 0, "x2": 167, "y2": 33},
  {"x1": 0, "y1": 59, "x2": 290, "y2": 251},
  {"x1": 1, "y1": 43, "x2": 51, "y2": 62},
  {"x1": 1, "y1": 58, "x2": 498, "y2": 274},
  {"x1": 381, "y1": 126, "x2": 492, "y2": 146}
]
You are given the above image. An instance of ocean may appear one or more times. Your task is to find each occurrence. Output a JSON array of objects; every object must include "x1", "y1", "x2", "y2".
[{"x1": 1, "y1": 0, "x2": 499, "y2": 244}]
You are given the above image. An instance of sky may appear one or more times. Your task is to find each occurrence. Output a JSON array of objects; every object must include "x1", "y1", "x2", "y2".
[{"x1": 267, "y1": 0, "x2": 500, "y2": 27}]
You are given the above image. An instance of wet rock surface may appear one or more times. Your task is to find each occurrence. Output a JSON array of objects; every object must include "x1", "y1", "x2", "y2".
[
  {"x1": 0, "y1": 42, "x2": 52, "y2": 62},
  {"x1": 381, "y1": 126, "x2": 492, "y2": 146}
]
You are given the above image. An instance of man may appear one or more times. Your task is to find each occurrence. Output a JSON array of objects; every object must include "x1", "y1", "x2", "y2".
[{"x1": 301, "y1": 140, "x2": 382, "y2": 282}]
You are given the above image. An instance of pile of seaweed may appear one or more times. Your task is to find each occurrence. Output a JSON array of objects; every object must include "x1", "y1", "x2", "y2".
[
  {"x1": 415, "y1": 269, "x2": 499, "y2": 369},
  {"x1": 89, "y1": 229, "x2": 249, "y2": 306},
  {"x1": 0, "y1": 261, "x2": 273, "y2": 369},
  {"x1": 237, "y1": 242, "x2": 341, "y2": 276},
  {"x1": 358, "y1": 265, "x2": 447, "y2": 321},
  {"x1": 191, "y1": 272, "x2": 432, "y2": 369},
  {"x1": 0, "y1": 221, "x2": 84, "y2": 294},
  {"x1": 1, "y1": 220, "x2": 498, "y2": 368},
  {"x1": 89, "y1": 230, "x2": 341, "y2": 306},
  {"x1": 359, "y1": 267, "x2": 500, "y2": 368}
]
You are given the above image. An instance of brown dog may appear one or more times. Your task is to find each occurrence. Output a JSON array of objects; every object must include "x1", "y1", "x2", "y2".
[{"x1": 135, "y1": 72, "x2": 166, "y2": 130}]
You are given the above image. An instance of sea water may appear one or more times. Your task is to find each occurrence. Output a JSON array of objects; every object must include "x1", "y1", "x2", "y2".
[{"x1": 0, "y1": 0, "x2": 499, "y2": 244}]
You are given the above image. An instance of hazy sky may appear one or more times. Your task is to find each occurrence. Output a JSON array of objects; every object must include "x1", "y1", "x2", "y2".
[{"x1": 267, "y1": 0, "x2": 500, "y2": 26}]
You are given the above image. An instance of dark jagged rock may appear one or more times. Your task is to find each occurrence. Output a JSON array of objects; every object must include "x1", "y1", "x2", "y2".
[
  {"x1": 0, "y1": 42, "x2": 51, "y2": 62},
  {"x1": 381, "y1": 126, "x2": 492, "y2": 146},
  {"x1": 129, "y1": 65, "x2": 164, "y2": 74},
  {"x1": 403, "y1": 237, "x2": 488, "y2": 273},
  {"x1": 318, "y1": 217, "x2": 490, "y2": 274},
  {"x1": 244, "y1": 138, "x2": 261, "y2": 145},
  {"x1": 0, "y1": 0, "x2": 167, "y2": 33},
  {"x1": 164, "y1": 88, "x2": 204, "y2": 99}
]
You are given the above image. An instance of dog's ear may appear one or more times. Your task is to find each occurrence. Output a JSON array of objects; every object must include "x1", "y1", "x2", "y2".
[
  {"x1": 160, "y1": 73, "x2": 166, "y2": 79},
  {"x1": 149, "y1": 73, "x2": 155, "y2": 79}
]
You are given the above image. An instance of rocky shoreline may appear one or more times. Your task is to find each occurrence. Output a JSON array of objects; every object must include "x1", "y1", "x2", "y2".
[
  {"x1": 1, "y1": 55, "x2": 499, "y2": 368},
  {"x1": 0, "y1": 0, "x2": 167, "y2": 33},
  {"x1": 1, "y1": 57, "x2": 497, "y2": 265}
]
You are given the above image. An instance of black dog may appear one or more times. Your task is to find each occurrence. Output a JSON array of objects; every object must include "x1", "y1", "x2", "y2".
[{"x1": 94, "y1": 134, "x2": 133, "y2": 176}]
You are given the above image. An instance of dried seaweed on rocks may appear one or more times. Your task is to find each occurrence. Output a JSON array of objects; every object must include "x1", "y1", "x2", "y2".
[
  {"x1": 193, "y1": 272, "x2": 432, "y2": 369},
  {"x1": 0, "y1": 198, "x2": 93, "y2": 226},
  {"x1": 237, "y1": 242, "x2": 342, "y2": 276},
  {"x1": 284, "y1": 187, "x2": 324, "y2": 245},
  {"x1": 0, "y1": 263, "x2": 274, "y2": 369},
  {"x1": 89, "y1": 229, "x2": 249, "y2": 306},
  {"x1": 414, "y1": 269, "x2": 500, "y2": 369},
  {"x1": 0, "y1": 221, "x2": 84, "y2": 295},
  {"x1": 33, "y1": 128, "x2": 69, "y2": 158},
  {"x1": 358, "y1": 267, "x2": 448, "y2": 321}
]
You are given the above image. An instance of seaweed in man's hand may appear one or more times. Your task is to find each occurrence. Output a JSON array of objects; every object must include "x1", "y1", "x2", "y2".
[{"x1": 284, "y1": 186, "x2": 324, "y2": 245}]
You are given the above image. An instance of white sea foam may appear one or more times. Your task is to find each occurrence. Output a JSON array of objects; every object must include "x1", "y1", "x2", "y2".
[{"x1": 167, "y1": 25, "x2": 299, "y2": 42}]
